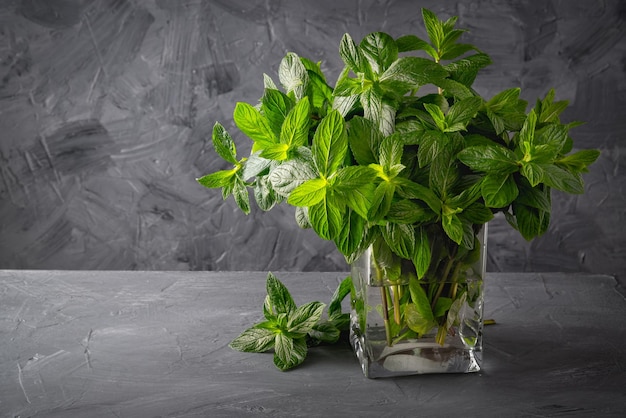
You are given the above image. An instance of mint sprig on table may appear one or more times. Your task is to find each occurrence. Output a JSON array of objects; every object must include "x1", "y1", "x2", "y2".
[{"x1": 229, "y1": 273, "x2": 350, "y2": 371}]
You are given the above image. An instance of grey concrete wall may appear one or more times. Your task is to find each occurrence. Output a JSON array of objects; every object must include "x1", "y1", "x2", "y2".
[{"x1": 0, "y1": 0, "x2": 624, "y2": 281}]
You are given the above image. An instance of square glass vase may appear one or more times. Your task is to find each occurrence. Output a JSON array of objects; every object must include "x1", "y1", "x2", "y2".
[{"x1": 349, "y1": 226, "x2": 487, "y2": 378}]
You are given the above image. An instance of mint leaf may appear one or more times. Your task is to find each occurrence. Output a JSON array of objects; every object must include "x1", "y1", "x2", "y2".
[
  {"x1": 280, "y1": 97, "x2": 310, "y2": 149},
  {"x1": 382, "y1": 223, "x2": 416, "y2": 259},
  {"x1": 395, "y1": 34, "x2": 437, "y2": 58},
  {"x1": 333, "y1": 166, "x2": 377, "y2": 219},
  {"x1": 334, "y1": 209, "x2": 366, "y2": 256},
  {"x1": 347, "y1": 116, "x2": 380, "y2": 165},
  {"x1": 212, "y1": 123, "x2": 238, "y2": 164},
  {"x1": 274, "y1": 334, "x2": 307, "y2": 371},
  {"x1": 279, "y1": 52, "x2": 309, "y2": 101},
  {"x1": 339, "y1": 33, "x2": 372, "y2": 78},
  {"x1": 287, "y1": 301, "x2": 325, "y2": 334},
  {"x1": 287, "y1": 178, "x2": 327, "y2": 207},
  {"x1": 268, "y1": 158, "x2": 317, "y2": 197},
  {"x1": 481, "y1": 173, "x2": 519, "y2": 208},
  {"x1": 262, "y1": 88, "x2": 293, "y2": 137},
  {"x1": 233, "y1": 102, "x2": 276, "y2": 146},
  {"x1": 312, "y1": 110, "x2": 347, "y2": 176},
  {"x1": 540, "y1": 163, "x2": 584, "y2": 194},
  {"x1": 445, "y1": 97, "x2": 482, "y2": 131},
  {"x1": 309, "y1": 196, "x2": 343, "y2": 241},
  {"x1": 197, "y1": 169, "x2": 237, "y2": 189},
  {"x1": 233, "y1": 178, "x2": 250, "y2": 214},
  {"x1": 229, "y1": 322, "x2": 276, "y2": 353},
  {"x1": 557, "y1": 149, "x2": 600, "y2": 173},
  {"x1": 359, "y1": 31, "x2": 398, "y2": 73},
  {"x1": 379, "y1": 57, "x2": 447, "y2": 91},
  {"x1": 521, "y1": 161, "x2": 544, "y2": 187},
  {"x1": 409, "y1": 278, "x2": 435, "y2": 322},
  {"x1": 266, "y1": 272, "x2": 296, "y2": 316},
  {"x1": 442, "y1": 212, "x2": 464, "y2": 244},
  {"x1": 422, "y1": 8, "x2": 444, "y2": 53},
  {"x1": 413, "y1": 227, "x2": 431, "y2": 279},
  {"x1": 457, "y1": 145, "x2": 519, "y2": 174},
  {"x1": 360, "y1": 87, "x2": 395, "y2": 136}
]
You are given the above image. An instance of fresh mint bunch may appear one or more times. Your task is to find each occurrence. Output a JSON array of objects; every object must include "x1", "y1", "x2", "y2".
[
  {"x1": 202, "y1": 8, "x2": 600, "y2": 353},
  {"x1": 229, "y1": 273, "x2": 350, "y2": 371}
]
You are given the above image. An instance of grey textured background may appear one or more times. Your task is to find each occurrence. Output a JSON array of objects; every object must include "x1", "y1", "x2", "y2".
[{"x1": 0, "y1": 0, "x2": 624, "y2": 282}]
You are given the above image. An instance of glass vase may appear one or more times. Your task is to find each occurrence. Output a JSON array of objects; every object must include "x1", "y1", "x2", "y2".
[{"x1": 349, "y1": 225, "x2": 487, "y2": 378}]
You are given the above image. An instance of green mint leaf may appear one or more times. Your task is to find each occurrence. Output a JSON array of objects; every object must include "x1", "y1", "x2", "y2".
[
  {"x1": 442, "y1": 212, "x2": 464, "y2": 245},
  {"x1": 360, "y1": 87, "x2": 395, "y2": 137},
  {"x1": 461, "y1": 201, "x2": 495, "y2": 224},
  {"x1": 233, "y1": 177, "x2": 251, "y2": 214},
  {"x1": 457, "y1": 145, "x2": 519, "y2": 174},
  {"x1": 394, "y1": 177, "x2": 442, "y2": 214},
  {"x1": 521, "y1": 161, "x2": 544, "y2": 187},
  {"x1": 287, "y1": 301, "x2": 325, "y2": 335},
  {"x1": 481, "y1": 173, "x2": 519, "y2": 208},
  {"x1": 268, "y1": 158, "x2": 317, "y2": 197},
  {"x1": 409, "y1": 278, "x2": 435, "y2": 322},
  {"x1": 424, "y1": 103, "x2": 446, "y2": 131},
  {"x1": 395, "y1": 34, "x2": 437, "y2": 58},
  {"x1": 429, "y1": 150, "x2": 459, "y2": 199},
  {"x1": 379, "y1": 57, "x2": 448, "y2": 91},
  {"x1": 386, "y1": 199, "x2": 435, "y2": 224},
  {"x1": 263, "y1": 73, "x2": 278, "y2": 89},
  {"x1": 413, "y1": 227, "x2": 431, "y2": 279},
  {"x1": 266, "y1": 272, "x2": 297, "y2": 316},
  {"x1": 540, "y1": 163, "x2": 584, "y2": 194},
  {"x1": 229, "y1": 322, "x2": 276, "y2": 353},
  {"x1": 212, "y1": 123, "x2": 238, "y2": 164},
  {"x1": 557, "y1": 149, "x2": 600, "y2": 173},
  {"x1": 405, "y1": 302, "x2": 437, "y2": 336},
  {"x1": 312, "y1": 109, "x2": 347, "y2": 176},
  {"x1": 445, "y1": 97, "x2": 482, "y2": 131},
  {"x1": 197, "y1": 169, "x2": 237, "y2": 189},
  {"x1": 279, "y1": 52, "x2": 309, "y2": 101},
  {"x1": 433, "y1": 297, "x2": 453, "y2": 318},
  {"x1": 382, "y1": 223, "x2": 416, "y2": 259},
  {"x1": 307, "y1": 70, "x2": 334, "y2": 109},
  {"x1": 368, "y1": 180, "x2": 395, "y2": 221},
  {"x1": 417, "y1": 130, "x2": 449, "y2": 167},
  {"x1": 433, "y1": 78, "x2": 474, "y2": 100},
  {"x1": 273, "y1": 334, "x2": 307, "y2": 371},
  {"x1": 328, "y1": 276, "x2": 353, "y2": 318},
  {"x1": 308, "y1": 322, "x2": 341, "y2": 344},
  {"x1": 287, "y1": 178, "x2": 327, "y2": 207},
  {"x1": 242, "y1": 152, "x2": 273, "y2": 180},
  {"x1": 347, "y1": 116, "x2": 381, "y2": 166},
  {"x1": 446, "y1": 292, "x2": 467, "y2": 330},
  {"x1": 515, "y1": 181, "x2": 551, "y2": 212},
  {"x1": 280, "y1": 98, "x2": 310, "y2": 148},
  {"x1": 339, "y1": 33, "x2": 373, "y2": 79},
  {"x1": 294, "y1": 206, "x2": 311, "y2": 229},
  {"x1": 254, "y1": 176, "x2": 282, "y2": 211},
  {"x1": 537, "y1": 89, "x2": 569, "y2": 123},
  {"x1": 511, "y1": 202, "x2": 549, "y2": 240},
  {"x1": 421, "y1": 8, "x2": 444, "y2": 53},
  {"x1": 519, "y1": 109, "x2": 538, "y2": 146},
  {"x1": 334, "y1": 209, "x2": 366, "y2": 256},
  {"x1": 260, "y1": 143, "x2": 290, "y2": 161},
  {"x1": 359, "y1": 32, "x2": 398, "y2": 74},
  {"x1": 262, "y1": 88, "x2": 293, "y2": 137},
  {"x1": 333, "y1": 166, "x2": 377, "y2": 219},
  {"x1": 233, "y1": 102, "x2": 276, "y2": 147},
  {"x1": 443, "y1": 53, "x2": 492, "y2": 88},
  {"x1": 309, "y1": 196, "x2": 343, "y2": 241},
  {"x1": 439, "y1": 43, "x2": 476, "y2": 61}
]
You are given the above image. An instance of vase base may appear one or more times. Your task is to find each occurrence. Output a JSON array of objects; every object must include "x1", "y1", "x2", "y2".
[{"x1": 351, "y1": 333, "x2": 482, "y2": 378}]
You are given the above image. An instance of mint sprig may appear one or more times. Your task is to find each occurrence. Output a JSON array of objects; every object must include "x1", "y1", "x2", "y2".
[{"x1": 229, "y1": 273, "x2": 350, "y2": 371}]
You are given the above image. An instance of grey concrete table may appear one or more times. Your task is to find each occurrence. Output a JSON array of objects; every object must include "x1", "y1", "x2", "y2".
[{"x1": 1, "y1": 270, "x2": 625, "y2": 417}]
